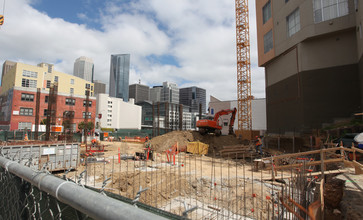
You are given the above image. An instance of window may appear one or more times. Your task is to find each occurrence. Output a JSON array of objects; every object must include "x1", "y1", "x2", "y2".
[
  {"x1": 66, "y1": 98, "x2": 75, "y2": 105},
  {"x1": 18, "y1": 122, "x2": 32, "y2": 130},
  {"x1": 70, "y1": 88, "x2": 74, "y2": 94},
  {"x1": 22, "y1": 70, "x2": 38, "y2": 78},
  {"x1": 85, "y1": 83, "x2": 90, "y2": 89},
  {"x1": 83, "y1": 100, "x2": 92, "y2": 107},
  {"x1": 45, "y1": 96, "x2": 49, "y2": 103},
  {"x1": 63, "y1": 111, "x2": 75, "y2": 118},
  {"x1": 20, "y1": 107, "x2": 33, "y2": 116},
  {"x1": 54, "y1": 76, "x2": 58, "y2": 82},
  {"x1": 108, "y1": 101, "x2": 113, "y2": 104},
  {"x1": 43, "y1": 109, "x2": 48, "y2": 117},
  {"x1": 82, "y1": 112, "x2": 92, "y2": 119},
  {"x1": 108, "y1": 114, "x2": 112, "y2": 118},
  {"x1": 107, "y1": 119, "x2": 112, "y2": 122},
  {"x1": 264, "y1": 30, "x2": 273, "y2": 53},
  {"x1": 108, "y1": 109, "x2": 112, "y2": 113},
  {"x1": 21, "y1": 93, "x2": 34, "y2": 102},
  {"x1": 263, "y1": 1, "x2": 272, "y2": 24},
  {"x1": 287, "y1": 8, "x2": 300, "y2": 37},
  {"x1": 313, "y1": 0, "x2": 349, "y2": 23},
  {"x1": 91, "y1": 86, "x2": 93, "y2": 90},
  {"x1": 85, "y1": 90, "x2": 90, "y2": 96},
  {"x1": 70, "y1": 79, "x2": 74, "y2": 84},
  {"x1": 22, "y1": 78, "x2": 37, "y2": 88},
  {"x1": 46, "y1": 80, "x2": 51, "y2": 88}
]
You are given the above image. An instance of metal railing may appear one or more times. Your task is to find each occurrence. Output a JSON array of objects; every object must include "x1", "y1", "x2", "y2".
[{"x1": 0, "y1": 155, "x2": 169, "y2": 220}]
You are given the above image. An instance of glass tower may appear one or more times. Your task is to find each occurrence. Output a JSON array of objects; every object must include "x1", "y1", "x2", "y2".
[{"x1": 109, "y1": 54, "x2": 130, "y2": 101}]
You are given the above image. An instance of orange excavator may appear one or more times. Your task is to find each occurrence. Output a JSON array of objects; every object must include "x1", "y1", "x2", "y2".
[{"x1": 196, "y1": 108, "x2": 237, "y2": 136}]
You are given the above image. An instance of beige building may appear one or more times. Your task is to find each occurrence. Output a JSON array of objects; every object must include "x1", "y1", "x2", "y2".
[
  {"x1": 1, "y1": 62, "x2": 94, "y2": 97},
  {"x1": 256, "y1": 0, "x2": 362, "y2": 133}
]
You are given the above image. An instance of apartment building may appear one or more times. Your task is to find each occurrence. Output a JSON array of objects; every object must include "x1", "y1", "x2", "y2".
[
  {"x1": 256, "y1": 0, "x2": 362, "y2": 133},
  {"x1": 0, "y1": 61, "x2": 96, "y2": 131}
]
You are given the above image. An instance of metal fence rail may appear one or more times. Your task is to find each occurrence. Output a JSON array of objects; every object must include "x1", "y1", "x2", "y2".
[{"x1": 0, "y1": 156, "x2": 168, "y2": 220}]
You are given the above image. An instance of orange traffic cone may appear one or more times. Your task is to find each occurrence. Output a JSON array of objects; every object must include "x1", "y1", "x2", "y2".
[{"x1": 24, "y1": 133, "x2": 28, "y2": 141}]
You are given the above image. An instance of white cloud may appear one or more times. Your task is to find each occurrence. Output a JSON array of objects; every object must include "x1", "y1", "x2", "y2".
[{"x1": 0, "y1": 0, "x2": 265, "y2": 102}]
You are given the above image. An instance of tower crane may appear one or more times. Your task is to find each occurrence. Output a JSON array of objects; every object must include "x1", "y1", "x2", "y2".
[{"x1": 235, "y1": 0, "x2": 252, "y2": 139}]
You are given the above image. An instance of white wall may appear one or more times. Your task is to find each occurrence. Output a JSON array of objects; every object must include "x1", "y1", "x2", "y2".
[{"x1": 96, "y1": 94, "x2": 141, "y2": 130}]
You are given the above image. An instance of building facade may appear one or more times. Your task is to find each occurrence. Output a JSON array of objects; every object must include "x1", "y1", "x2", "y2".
[
  {"x1": 256, "y1": 0, "x2": 362, "y2": 133},
  {"x1": 136, "y1": 101, "x2": 192, "y2": 134},
  {"x1": 73, "y1": 56, "x2": 94, "y2": 82},
  {"x1": 129, "y1": 83, "x2": 150, "y2": 103},
  {"x1": 0, "y1": 61, "x2": 96, "y2": 131},
  {"x1": 96, "y1": 93, "x2": 141, "y2": 130},
  {"x1": 161, "y1": 81, "x2": 179, "y2": 104},
  {"x1": 179, "y1": 86, "x2": 206, "y2": 113},
  {"x1": 1, "y1": 60, "x2": 15, "y2": 86},
  {"x1": 150, "y1": 86, "x2": 162, "y2": 103},
  {"x1": 93, "y1": 80, "x2": 106, "y2": 96},
  {"x1": 109, "y1": 54, "x2": 130, "y2": 101}
]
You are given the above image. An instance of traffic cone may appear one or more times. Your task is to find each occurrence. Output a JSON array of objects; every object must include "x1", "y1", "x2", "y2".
[{"x1": 24, "y1": 133, "x2": 28, "y2": 141}]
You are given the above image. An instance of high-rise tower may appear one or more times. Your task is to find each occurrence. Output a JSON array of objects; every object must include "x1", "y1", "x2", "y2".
[
  {"x1": 73, "y1": 56, "x2": 94, "y2": 82},
  {"x1": 109, "y1": 54, "x2": 130, "y2": 101}
]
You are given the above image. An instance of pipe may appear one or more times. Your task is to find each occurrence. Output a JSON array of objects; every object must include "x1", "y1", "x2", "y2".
[{"x1": 0, "y1": 156, "x2": 166, "y2": 220}]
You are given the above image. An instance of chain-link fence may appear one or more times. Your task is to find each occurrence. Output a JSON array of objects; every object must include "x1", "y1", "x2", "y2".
[
  {"x1": 0, "y1": 165, "x2": 88, "y2": 220},
  {"x1": 0, "y1": 156, "x2": 174, "y2": 220}
]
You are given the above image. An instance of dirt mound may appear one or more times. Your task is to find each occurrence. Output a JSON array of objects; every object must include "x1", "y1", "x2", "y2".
[{"x1": 150, "y1": 131, "x2": 242, "y2": 154}]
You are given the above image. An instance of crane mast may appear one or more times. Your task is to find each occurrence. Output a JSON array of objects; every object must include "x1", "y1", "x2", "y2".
[{"x1": 235, "y1": 0, "x2": 252, "y2": 137}]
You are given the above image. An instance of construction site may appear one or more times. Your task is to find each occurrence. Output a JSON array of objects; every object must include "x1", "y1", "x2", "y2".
[{"x1": 1, "y1": 0, "x2": 363, "y2": 220}]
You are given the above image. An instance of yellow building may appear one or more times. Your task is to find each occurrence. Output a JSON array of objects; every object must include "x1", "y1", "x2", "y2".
[{"x1": 1, "y1": 62, "x2": 94, "y2": 96}]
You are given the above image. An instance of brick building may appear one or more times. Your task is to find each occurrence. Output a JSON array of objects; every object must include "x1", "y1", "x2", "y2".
[{"x1": 0, "y1": 61, "x2": 96, "y2": 131}]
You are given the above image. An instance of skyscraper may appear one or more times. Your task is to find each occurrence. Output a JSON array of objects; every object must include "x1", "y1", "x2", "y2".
[
  {"x1": 109, "y1": 54, "x2": 130, "y2": 101},
  {"x1": 150, "y1": 86, "x2": 162, "y2": 103},
  {"x1": 179, "y1": 86, "x2": 206, "y2": 113},
  {"x1": 73, "y1": 56, "x2": 94, "y2": 82},
  {"x1": 161, "y1": 81, "x2": 179, "y2": 104}
]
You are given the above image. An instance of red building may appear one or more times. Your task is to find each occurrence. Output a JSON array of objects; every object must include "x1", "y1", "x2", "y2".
[{"x1": 0, "y1": 87, "x2": 96, "y2": 131}]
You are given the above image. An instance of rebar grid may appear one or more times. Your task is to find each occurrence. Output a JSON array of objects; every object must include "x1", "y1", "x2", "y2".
[{"x1": 78, "y1": 151, "x2": 319, "y2": 220}]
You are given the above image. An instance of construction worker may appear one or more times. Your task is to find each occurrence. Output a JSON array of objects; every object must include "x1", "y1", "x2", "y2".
[{"x1": 255, "y1": 136, "x2": 263, "y2": 155}]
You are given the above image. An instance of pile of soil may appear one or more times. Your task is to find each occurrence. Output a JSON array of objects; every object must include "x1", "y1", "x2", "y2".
[{"x1": 150, "y1": 131, "x2": 242, "y2": 154}]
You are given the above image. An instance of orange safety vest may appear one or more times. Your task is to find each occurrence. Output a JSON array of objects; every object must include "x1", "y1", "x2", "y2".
[{"x1": 256, "y1": 138, "x2": 262, "y2": 146}]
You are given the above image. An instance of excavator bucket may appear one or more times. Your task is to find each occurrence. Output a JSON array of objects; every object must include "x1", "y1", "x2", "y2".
[{"x1": 0, "y1": 15, "x2": 3, "y2": 25}]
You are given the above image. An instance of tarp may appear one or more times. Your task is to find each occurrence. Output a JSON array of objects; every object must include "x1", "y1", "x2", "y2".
[{"x1": 354, "y1": 132, "x2": 363, "y2": 143}]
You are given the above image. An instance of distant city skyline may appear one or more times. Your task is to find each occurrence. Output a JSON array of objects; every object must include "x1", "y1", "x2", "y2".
[{"x1": 0, "y1": 0, "x2": 265, "y2": 104}]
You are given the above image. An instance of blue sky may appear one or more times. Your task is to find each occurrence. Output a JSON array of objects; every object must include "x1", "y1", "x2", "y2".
[{"x1": 0, "y1": 0, "x2": 265, "y2": 101}]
